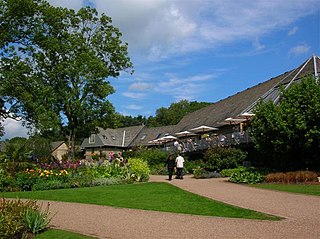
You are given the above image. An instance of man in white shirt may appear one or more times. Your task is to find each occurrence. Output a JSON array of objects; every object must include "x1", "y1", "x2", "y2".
[{"x1": 175, "y1": 154, "x2": 185, "y2": 179}]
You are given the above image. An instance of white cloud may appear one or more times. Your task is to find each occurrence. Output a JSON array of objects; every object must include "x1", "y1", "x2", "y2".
[
  {"x1": 47, "y1": 0, "x2": 85, "y2": 10},
  {"x1": 289, "y1": 43, "x2": 310, "y2": 56},
  {"x1": 288, "y1": 26, "x2": 298, "y2": 36},
  {"x1": 129, "y1": 82, "x2": 153, "y2": 91},
  {"x1": 2, "y1": 118, "x2": 29, "y2": 140},
  {"x1": 46, "y1": 0, "x2": 319, "y2": 60},
  {"x1": 124, "y1": 104, "x2": 143, "y2": 110},
  {"x1": 122, "y1": 92, "x2": 147, "y2": 99},
  {"x1": 253, "y1": 38, "x2": 266, "y2": 51},
  {"x1": 157, "y1": 73, "x2": 218, "y2": 100}
]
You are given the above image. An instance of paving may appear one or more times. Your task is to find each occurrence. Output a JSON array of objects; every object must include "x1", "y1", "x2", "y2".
[{"x1": 46, "y1": 175, "x2": 320, "y2": 239}]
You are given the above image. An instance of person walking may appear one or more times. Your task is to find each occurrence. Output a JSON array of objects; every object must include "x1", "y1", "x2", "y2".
[
  {"x1": 175, "y1": 154, "x2": 185, "y2": 179},
  {"x1": 164, "y1": 154, "x2": 175, "y2": 181}
]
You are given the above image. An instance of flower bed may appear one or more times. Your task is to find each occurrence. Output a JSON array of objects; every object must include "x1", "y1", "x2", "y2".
[{"x1": 1, "y1": 158, "x2": 150, "y2": 192}]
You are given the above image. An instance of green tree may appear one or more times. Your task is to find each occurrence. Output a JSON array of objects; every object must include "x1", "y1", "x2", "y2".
[
  {"x1": 0, "y1": 137, "x2": 31, "y2": 163},
  {"x1": 0, "y1": 1, "x2": 133, "y2": 158},
  {"x1": 26, "y1": 135, "x2": 52, "y2": 161},
  {"x1": 250, "y1": 76, "x2": 320, "y2": 170},
  {"x1": 147, "y1": 100, "x2": 211, "y2": 127}
]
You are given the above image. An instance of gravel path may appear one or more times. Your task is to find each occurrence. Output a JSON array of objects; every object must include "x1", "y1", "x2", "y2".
[{"x1": 46, "y1": 175, "x2": 320, "y2": 239}]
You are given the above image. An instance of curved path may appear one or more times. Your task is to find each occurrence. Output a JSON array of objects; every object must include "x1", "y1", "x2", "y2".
[{"x1": 46, "y1": 175, "x2": 320, "y2": 239}]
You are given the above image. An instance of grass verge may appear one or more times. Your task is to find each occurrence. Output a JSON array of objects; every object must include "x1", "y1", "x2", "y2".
[
  {"x1": 5, "y1": 182, "x2": 280, "y2": 220},
  {"x1": 35, "y1": 229, "x2": 97, "y2": 238},
  {"x1": 252, "y1": 183, "x2": 320, "y2": 196}
]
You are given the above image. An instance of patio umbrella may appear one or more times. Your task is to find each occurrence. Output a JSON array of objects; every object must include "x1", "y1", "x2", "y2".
[
  {"x1": 175, "y1": 130, "x2": 197, "y2": 137},
  {"x1": 224, "y1": 117, "x2": 247, "y2": 125},
  {"x1": 148, "y1": 137, "x2": 167, "y2": 145},
  {"x1": 239, "y1": 112, "x2": 255, "y2": 119},
  {"x1": 160, "y1": 135, "x2": 177, "y2": 142},
  {"x1": 189, "y1": 125, "x2": 219, "y2": 133}
]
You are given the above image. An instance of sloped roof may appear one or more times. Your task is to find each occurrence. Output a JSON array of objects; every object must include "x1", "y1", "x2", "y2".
[
  {"x1": 131, "y1": 125, "x2": 177, "y2": 146},
  {"x1": 51, "y1": 141, "x2": 65, "y2": 152},
  {"x1": 176, "y1": 55, "x2": 320, "y2": 130},
  {"x1": 81, "y1": 125, "x2": 145, "y2": 148},
  {"x1": 81, "y1": 55, "x2": 319, "y2": 149},
  {"x1": 243, "y1": 55, "x2": 320, "y2": 113}
]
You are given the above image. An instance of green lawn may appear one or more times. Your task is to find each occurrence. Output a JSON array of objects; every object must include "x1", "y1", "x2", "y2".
[
  {"x1": 36, "y1": 229, "x2": 97, "y2": 239},
  {"x1": 252, "y1": 183, "x2": 320, "y2": 196},
  {"x1": 5, "y1": 182, "x2": 279, "y2": 220}
]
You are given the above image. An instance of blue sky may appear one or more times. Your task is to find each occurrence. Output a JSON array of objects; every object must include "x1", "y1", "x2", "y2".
[{"x1": 2, "y1": 0, "x2": 320, "y2": 139}]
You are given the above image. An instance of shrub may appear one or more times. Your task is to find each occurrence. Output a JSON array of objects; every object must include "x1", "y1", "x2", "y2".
[
  {"x1": 193, "y1": 168, "x2": 204, "y2": 178},
  {"x1": 184, "y1": 160, "x2": 203, "y2": 174},
  {"x1": 67, "y1": 173, "x2": 95, "y2": 188},
  {"x1": 12, "y1": 168, "x2": 70, "y2": 191},
  {"x1": 265, "y1": 171, "x2": 318, "y2": 183},
  {"x1": 229, "y1": 168, "x2": 265, "y2": 184},
  {"x1": 124, "y1": 149, "x2": 169, "y2": 166},
  {"x1": 0, "y1": 199, "x2": 25, "y2": 238},
  {"x1": 14, "y1": 170, "x2": 39, "y2": 191},
  {"x1": 22, "y1": 204, "x2": 51, "y2": 234},
  {"x1": 193, "y1": 168, "x2": 222, "y2": 179},
  {"x1": 203, "y1": 147, "x2": 247, "y2": 171},
  {"x1": 0, "y1": 174, "x2": 15, "y2": 192},
  {"x1": 149, "y1": 164, "x2": 168, "y2": 175},
  {"x1": 90, "y1": 177, "x2": 123, "y2": 187},
  {"x1": 32, "y1": 180, "x2": 70, "y2": 191},
  {"x1": 128, "y1": 158, "x2": 150, "y2": 182},
  {"x1": 0, "y1": 162, "x2": 35, "y2": 177},
  {"x1": 220, "y1": 167, "x2": 246, "y2": 177},
  {"x1": 78, "y1": 162, "x2": 129, "y2": 180},
  {"x1": 0, "y1": 198, "x2": 52, "y2": 238}
]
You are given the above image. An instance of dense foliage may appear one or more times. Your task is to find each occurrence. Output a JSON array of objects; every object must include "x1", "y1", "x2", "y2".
[
  {"x1": 0, "y1": 198, "x2": 51, "y2": 238},
  {"x1": 0, "y1": 0, "x2": 132, "y2": 158},
  {"x1": 147, "y1": 100, "x2": 211, "y2": 127},
  {"x1": 265, "y1": 171, "x2": 318, "y2": 183},
  {"x1": 250, "y1": 76, "x2": 320, "y2": 170},
  {"x1": 203, "y1": 147, "x2": 247, "y2": 171},
  {"x1": 0, "y1": 157, "x2": 150, "y2": 192},
  {"x1": 106, "y1": 100, "x2": 211, "y2": 129},
  {"x1": 228, "y1": 167, "x2": 265, "y2": 184},
  {"x1": 124, "y1": 148, "x2": 170, "y2": 167},
  {"x1": 128, "y1": 158, "x2": 150, "y2": 182}
]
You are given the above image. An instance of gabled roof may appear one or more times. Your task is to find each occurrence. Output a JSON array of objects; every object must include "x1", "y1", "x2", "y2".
[
  {"x1": 131, "y1": 125, "x2": 177, "y2": 146},
  {"x1": 51, "y1": 141, "x2": 66, "y2": 152},
  {"x1": 81, "y1": 125, "x2": 145, "y2": 148},
  {"x1": 176, "y1": 55, "x2": 320, "y2": 130},
  {"x1": 243, "y1": 55, "x2": 320, "y2": 112},
  {"x1": 81, "y1": 55, "x2": 320, "y2": 149}
]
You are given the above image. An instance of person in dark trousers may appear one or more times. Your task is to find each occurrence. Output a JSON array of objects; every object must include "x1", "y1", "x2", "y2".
[
  {"x1": 164, "y1": 154, "x2": 175, "y2": 181},
  {"x1": 175, "y1": 154, "x2": 185, "y2": 179}
]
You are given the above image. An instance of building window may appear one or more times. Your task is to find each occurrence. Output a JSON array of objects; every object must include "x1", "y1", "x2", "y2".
[{"x1": 89, "y1": 134, "x2": 95, "y2": 144}]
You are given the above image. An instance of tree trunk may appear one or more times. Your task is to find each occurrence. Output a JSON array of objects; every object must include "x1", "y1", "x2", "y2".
[{"x1": 67, "y1": 130, "x2": 75, "y2": 160}]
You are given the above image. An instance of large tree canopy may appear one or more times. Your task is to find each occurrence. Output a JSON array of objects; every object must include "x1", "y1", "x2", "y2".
[
  {"x1": 0, "y1": 1, "x2": 133, "y2": 155},
  {"x1": 250, "y1": 76, "x2": 320, "y2": 170},
  {"x1": 147, "y1": 100, "x2": 211, "y2": 127}
]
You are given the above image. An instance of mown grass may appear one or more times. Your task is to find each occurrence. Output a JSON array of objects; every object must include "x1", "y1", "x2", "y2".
[
  {"x1": 5, "y1": 182, "x2": 280, "y2": 220},
  {"x1": 35, "y1": 229, "x2": 97, "y2": 239},
  {"x1": 252, "y1": 183, "x2": 320, "y2": 196}
]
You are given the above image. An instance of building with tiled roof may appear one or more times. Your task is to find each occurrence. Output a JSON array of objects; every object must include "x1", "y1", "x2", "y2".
[{"x1": 81, "y1": 55, "x2": 320, "y2": 155}]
